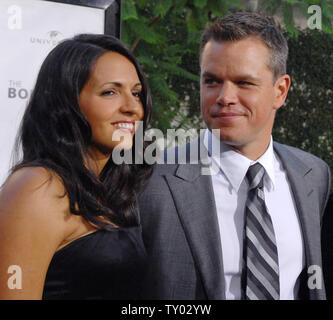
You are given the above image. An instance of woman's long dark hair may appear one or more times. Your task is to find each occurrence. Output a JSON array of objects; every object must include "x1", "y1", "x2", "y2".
[{"x1": 12, "y1": 34, "x2": 154, "y2": 228}]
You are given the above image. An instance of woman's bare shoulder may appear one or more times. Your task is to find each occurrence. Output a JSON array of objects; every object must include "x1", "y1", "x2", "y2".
[
  {"x1": 2, "y1": 166, "x2": 65, "y2": 196},
  {"x1": 0, "y1": 166, "x2": 72, "y2": 231}
]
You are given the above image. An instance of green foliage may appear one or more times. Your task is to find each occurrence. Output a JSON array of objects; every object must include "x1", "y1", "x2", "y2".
[
  {"x1": 152, "y1": 0, "x2": 173, "y2": 17},
  {"x1": 122, "y1": 0, "x2": 138, "y2": 20},
  {"x1": 282, "y1": 2, "x2": 298, "y2": 37},
  {"x1": 194, "y1": 0, "x2": 208, "y2": 9},
  {"x1": 273, "y1": 30, "x2": 333, "y2": 178}
]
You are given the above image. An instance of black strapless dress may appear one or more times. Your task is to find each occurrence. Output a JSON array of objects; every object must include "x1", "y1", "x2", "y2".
[{"x1": 42, "y1": 226, "x2": 147, "y2": 300}]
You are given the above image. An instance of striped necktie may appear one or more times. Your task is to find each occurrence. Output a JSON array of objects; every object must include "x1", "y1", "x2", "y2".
[{"x1": 242, "y1": 163, "x2": 280, "y2": 300}]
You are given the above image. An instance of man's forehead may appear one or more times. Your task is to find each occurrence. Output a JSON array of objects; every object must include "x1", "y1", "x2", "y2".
[
  {"x1": 202, "y1": 36, "x2": 269, "y2": 54},
  {"x1": 200, "y1": 38, "x2": 271, "y2": 71}
]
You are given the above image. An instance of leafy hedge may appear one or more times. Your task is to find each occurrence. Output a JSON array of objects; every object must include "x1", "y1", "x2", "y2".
[{"x1": 273, "y1": 30, "x2": 333, "y2": 178}]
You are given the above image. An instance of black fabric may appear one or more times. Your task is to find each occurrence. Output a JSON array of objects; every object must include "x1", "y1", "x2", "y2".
[
  {"x1": 42, "y1": 226, "x2": 146, "y2": 300},
  {"x1": 322, "y1": 193, "x2": 333, "y2": 300}
]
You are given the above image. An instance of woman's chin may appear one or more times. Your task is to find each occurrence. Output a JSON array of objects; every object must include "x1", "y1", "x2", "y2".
[{"x1": 112, "y1": 138, "x2": 134, "y2": 151}]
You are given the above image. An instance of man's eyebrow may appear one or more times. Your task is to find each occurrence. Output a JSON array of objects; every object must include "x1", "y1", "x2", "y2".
[
  {"x1": 201, "y1": 71, "x2": 222, "y2": 81},
  {"x1": 235, "y1": 74, "x2": 261, "y2": 82},
  {"x1": 201, "y1": 71, "x2": 261, "y2": 83}
]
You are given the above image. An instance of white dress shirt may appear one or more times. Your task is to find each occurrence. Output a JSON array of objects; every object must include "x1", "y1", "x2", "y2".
[{"x1": 204, "y1": 129, "x2": 305, "y2": 300}]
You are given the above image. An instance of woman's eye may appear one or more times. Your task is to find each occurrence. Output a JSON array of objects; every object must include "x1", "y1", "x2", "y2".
[
  {"x1": 132, "y1": 91, "x2": 142, "y2": 98},
  {"x1": 101, "y1": 90, "x2": 115, "y2": 96}
]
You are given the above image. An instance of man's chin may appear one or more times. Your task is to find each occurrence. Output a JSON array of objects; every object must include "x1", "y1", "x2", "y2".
[{"x1": 209, "y1": 128, "x2": 241, "y2": 145}]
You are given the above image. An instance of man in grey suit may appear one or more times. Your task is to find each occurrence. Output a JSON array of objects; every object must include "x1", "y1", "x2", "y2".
[{"x1": 138, "y1": 12, "x2": 331, "y2": 300}]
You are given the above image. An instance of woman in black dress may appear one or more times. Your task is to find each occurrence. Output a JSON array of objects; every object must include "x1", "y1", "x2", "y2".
[{"x1": 0, "y1": 34, "x2": 153, "y2": 299}]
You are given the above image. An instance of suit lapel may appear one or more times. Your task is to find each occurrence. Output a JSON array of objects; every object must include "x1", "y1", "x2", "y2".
[
  {"x1": 274, "y1": 143, "x2": 323, "y2": 299},
  {"x1": 163, "y1": 137, "x2": 225, "y2": 299}
]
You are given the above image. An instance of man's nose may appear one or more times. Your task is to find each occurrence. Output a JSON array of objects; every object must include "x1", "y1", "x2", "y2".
[{"x1": 216, "y1": 82, "x2": 238, "y2": 106}]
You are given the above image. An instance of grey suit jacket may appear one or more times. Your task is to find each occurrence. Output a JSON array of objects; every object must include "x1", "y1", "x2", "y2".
[{"x1": 138, "y1": 137, "x2": 331, "y2": 300}]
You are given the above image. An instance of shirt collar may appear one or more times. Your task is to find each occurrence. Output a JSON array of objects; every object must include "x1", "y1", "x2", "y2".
[{"x1": 203, "y1": 129, "x2": 276, "y2": 192}]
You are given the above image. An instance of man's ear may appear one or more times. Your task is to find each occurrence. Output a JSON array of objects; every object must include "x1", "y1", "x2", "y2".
[{"x1": 273, "y1": 74, "x2": 291, "y2": 110}]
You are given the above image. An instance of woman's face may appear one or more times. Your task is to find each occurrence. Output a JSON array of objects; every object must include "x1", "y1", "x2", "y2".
[{"x1": 79, "y1": 51, "x2": 144, "y2": 159}]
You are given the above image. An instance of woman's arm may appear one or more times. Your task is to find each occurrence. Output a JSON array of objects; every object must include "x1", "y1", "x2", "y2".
[{"x1": 0, "y1": 167, "x2": 71, "y2": 299}]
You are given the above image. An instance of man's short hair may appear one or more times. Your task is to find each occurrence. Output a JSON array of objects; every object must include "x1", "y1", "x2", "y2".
[{"x1": 200, "y1": 11, "x2": 288, "y2": 81}]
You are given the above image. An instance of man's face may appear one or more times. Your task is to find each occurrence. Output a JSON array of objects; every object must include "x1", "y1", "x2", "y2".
[{"x1": 200, "y1": 37, "x2": 290, "y2": 159}]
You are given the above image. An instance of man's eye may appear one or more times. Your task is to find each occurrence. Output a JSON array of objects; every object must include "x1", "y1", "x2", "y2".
[
  {"x1": 237, "y1": 81, "x2": 252, "y2": 86},
  {"x1": 204, "y1": 78, "x2": 219, "y2": 85}
]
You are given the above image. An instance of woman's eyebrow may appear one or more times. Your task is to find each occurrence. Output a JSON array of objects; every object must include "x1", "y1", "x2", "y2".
[{"x1": 100, "y1": 82, "x2": 142, "y2": 88}]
